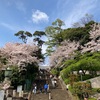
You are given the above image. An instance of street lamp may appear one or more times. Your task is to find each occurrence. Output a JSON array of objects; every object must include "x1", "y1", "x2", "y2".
[
  {"x1": 3, "y1": 67, "x2": 12, "y2": 90},
  {"x1": 79, "y1": 70, "x2": 83, "y2": 81},
  {"x1": 79, "y1": 70, "x2": 83, "y2": 100},
  {"x1": 4, "y1": 67, "x2": 12, "y2": 81}
]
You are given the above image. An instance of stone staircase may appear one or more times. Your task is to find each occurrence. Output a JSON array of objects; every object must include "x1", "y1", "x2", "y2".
[
  {"x1": 30, "y1": 78, "x2": 72, "y2": 100},
  {"x1": 51, "y1": 88, "x2": 70, "y2": 100},
  {"x1": 50, "y1": 79, "x2": 72, "y2": 100},
  {"x1": 31, "y1": 93, "x2": 49, "y2": 100}
]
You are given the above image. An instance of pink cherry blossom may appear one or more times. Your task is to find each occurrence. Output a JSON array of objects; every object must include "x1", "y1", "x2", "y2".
[
  {"x1": 81, "y1": 23, "x2": 100, "y2": 53},
  {"x1": 50, "y1": 40, "x2": 79, "y2": 67},
  {"x1": 0, "y1": 42, "x2": 42, "y2": 69}
]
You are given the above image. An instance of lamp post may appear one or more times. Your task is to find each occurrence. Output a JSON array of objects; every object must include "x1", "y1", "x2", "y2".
[
  {"x1": 5, "y1": 67, "x2": 12, "y2": 81},
  {"x1": 2, "y1": 67, "x2": 12, "y2": 90},
  {"x1": 79, "y1": 70, "x2": 83, "y2": 100},
  {"x1": 79, "y1": 70, "x2": 83, "y2": 81}
]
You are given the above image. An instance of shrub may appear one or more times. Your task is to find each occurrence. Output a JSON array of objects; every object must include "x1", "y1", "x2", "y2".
[
  {"x1": 51, "y1": 68, "x2": 59, "y2": 76},
  {"x1": 64, "y1": 78, "x2": 70, "y2": 84},
  {"x1": 71, "y1": 82, "x2": 92, "y2": 99},
  {"x1": 92, "y1": 88, "x2": 100, "y2": 93},
  {"x1": 78, "y1": 75, "x2": 92, "y2": 81},
  {"x1": 97, "y1": 88, "x2": 100, "y2": 93},
  {"x1": 88, "y1": 98, "x2": 96, "y2": 100}
]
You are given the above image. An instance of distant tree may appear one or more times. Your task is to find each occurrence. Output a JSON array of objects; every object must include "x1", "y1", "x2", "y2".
[
  {"x1": 45, "y1": 19, "x2": 65, "y2": 56},
  {"x1": 45, "y1": 18, "x2": 64, "y2": 38},
  {"x1": 80, "y1": 14, "x2": 93, "y2": 26},
  {"x1": 15, "y1": 31, "x2": 32, "y2": 43},
  {"x1": 72, "y1": 14, "x2": 93, "y2": 28},
  {"x1": 62, "y1": 21, "x2": 95, "y2": 45},
  {"x1": 33, "y1": 31, "x2": 46, "y2": 47},
  {"x1": 33, "y1": 31, "x2": 46, "y2": 37}
]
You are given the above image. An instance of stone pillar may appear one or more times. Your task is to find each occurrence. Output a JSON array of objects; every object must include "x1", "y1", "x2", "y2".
[
  {"x1": 19, "y1": 91, "x2": 23, "y2": 97},
  {"x1": 7, "y1": 97, "x2": 12, "y2": 100},
  {"x1": 21, "y1": 91, "x2": 23, "y2": 97},
  {"x1": 6, "y1": 90, "x2": 9, "y2": 97},
  {"x1": 28, "y1": 92, "x2": 31, "y2": 100},
  {"x1": 49, "y1": 93, "x2": 51, "y2": 99},
  {"x1": 13, "y1": 90, "x2": 16, "y2": 97},
  {"x1": 19, "y1": 91, "x2": 21, "y2": 97}
]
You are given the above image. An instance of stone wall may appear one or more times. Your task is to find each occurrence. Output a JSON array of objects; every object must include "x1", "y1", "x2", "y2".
[{"x1": 88, "y1": 76, "x2": 100, "y2": 88}]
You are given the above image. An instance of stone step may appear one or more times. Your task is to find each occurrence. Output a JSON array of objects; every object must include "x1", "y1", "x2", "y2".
[
  {"x1": 31, "y1": 93, "x2": 49, "y2": 100},
  {"x1": 30, "y1": 78, "x2": 72, "y2": 100},
  {"x1": 51, "y1": 89, "x2": 71, "y2": 100}
]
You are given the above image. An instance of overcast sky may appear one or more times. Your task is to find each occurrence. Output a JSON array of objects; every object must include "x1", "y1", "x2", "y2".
[{"x1": 0, "y1": 0, "x2": 100, "y2": 65}]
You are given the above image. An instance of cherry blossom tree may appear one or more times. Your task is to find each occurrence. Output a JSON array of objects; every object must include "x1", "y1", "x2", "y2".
[
  {"x1": 81, "y1": 23, "x2": 100, "y2": 53},
  {"x1": 50, "y1": 40, "x2": 79, "y2": 67},
  {"x1": 0, "y1": 42, "x2": 43, "y2": 71}
]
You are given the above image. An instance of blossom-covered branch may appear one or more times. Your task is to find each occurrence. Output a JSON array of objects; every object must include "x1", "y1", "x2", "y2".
[
  {"x1": 0, "y1": 43, "x2": 43, "y2": 69},
  {"x1": 50, "y1": 40, "x2": 79, "y2": 67},
  {"x1": 81, "y1": 23, "x2": 100, "y2": 53}
]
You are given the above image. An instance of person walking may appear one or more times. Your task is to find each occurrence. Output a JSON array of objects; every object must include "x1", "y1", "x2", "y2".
[
  {"x1": 33, "y1": 83, "x2": 37, "y2": 94},
  {"x1": 52, "y1": 79, "x2": 55, "y2": 88},
  {"x1": 54, "y1": 79, "x2": 57, "y2": 87},
  {"x1": 44, "y1": 83, "x2": 48, "y2": 94}
]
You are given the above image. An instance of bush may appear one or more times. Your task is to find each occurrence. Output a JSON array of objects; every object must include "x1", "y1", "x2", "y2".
[
  {"x1": 80, "y1": 74, "x2": 92, "y2": 81},
  {"x1": 70, "y1": 82, "x2": 92, "y2": 99},
  {"x1": 51, "y1": 68, "x2": 59, "y2": 76},
  {"x1": 64, "y1": 78, "x2": 70, "y2": 84},
  {"x1": 88, "y1": 98, "x2": 96, "y2": 100},
  {"x1": 92, "y1": 88, "x2": 100, "y2": 93},
  {"x1": 97, "y1": 88, "x2": 100, "y2": 93},
  {"x1": 68, "y1": 85, "x2": 75, "y2": 94}
]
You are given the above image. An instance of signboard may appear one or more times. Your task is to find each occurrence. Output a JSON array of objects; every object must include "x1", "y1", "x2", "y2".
[{"x1": 17, "y1": 85, "x2": 22, "y2": 93}]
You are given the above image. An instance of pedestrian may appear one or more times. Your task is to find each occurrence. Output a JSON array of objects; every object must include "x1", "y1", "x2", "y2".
[
  {"x1": 44, "y1": 83, "x2": 48, "y2": 94},
  {"x1": 50, "y1": 74, "x2": 52, "y2": 79},
  {"x1": 66, "y1": 84, "x2": 69, "y2": 90},
  {"x1": 33, "y1": 83, "x2": 37, "y2": 94},
  {"x1": 54, "y1": 79, "x2": 57, "y2": 87},
  {"x1": 52, "y1": 79, "x2": 55, "y2": 88}
]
